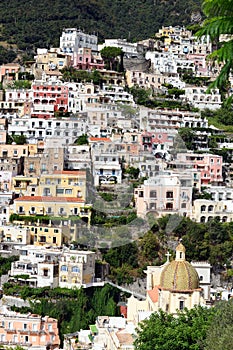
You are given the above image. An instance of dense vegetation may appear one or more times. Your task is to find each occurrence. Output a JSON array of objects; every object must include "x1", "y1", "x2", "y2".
[
  {"x1": 3, "y1": 284, "x2": 121, "y2": 343},
  {"x1": 101, "y1": 216, "x2": 233, "y2": 284},
  {"x1": 0, "y1": 255, "x2": 19, "y2": 277},
  {"x1": 135, "y1": 300, "x2": 233, "y2": 350},
  {"x1": 0, "y1": 0, "x2": 202, "y2": 51}
]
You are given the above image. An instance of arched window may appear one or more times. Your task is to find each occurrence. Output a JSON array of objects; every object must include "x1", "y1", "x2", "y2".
[
  {"x1": 61, "y1": 265, "x2": 68, "y2": 272},
  {"x1": 72, "y1": 266, "x2": 80, "y2": 273},
  {"x1": 208, "y1": 205, "x2": 214, "y2": 212},
  {"x1": 222, "y1": 216, "x2": 227, "y2": 222},
  {"x1": 201, "y1": 205, "x2": 206, "y2": 212},
  {"x1": 200, "y1": 216, "x2": 206, "y2": 223}
]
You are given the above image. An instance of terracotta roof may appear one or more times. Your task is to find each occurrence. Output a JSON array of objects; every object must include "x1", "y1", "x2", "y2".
[
  {"x1": 15, "y1": 196, "x2": 85, "y2": 203},
  {"x1": 89, "y1": 137, "x2": 111, "y2": 142},
  {"x1": 53, "y1": 170, "x2": 86, "y2": 175},
  {"x1": 116, "y1": 331, "x2": 134, "y2": 345},
  {"x1": 147, "y1": 286, "x2": 159, "y2": 303}
]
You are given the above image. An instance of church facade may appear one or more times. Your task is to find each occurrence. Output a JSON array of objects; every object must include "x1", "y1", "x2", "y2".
[{"x1": 127, "y1": 242, "x2": 209, "y2": 324}]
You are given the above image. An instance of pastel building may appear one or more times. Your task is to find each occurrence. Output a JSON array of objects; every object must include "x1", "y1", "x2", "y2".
[
  {"x1": 59, "y1": 250, "x2": 95, "y2": 288},
  {"x1": 35, "y1": 48, "x2": 71, "y2": 72},
  {"x1": 0, "y1": 312, "x2": 60, "y2": 349},
  {"x1": 0, "y1": 63, "x2": 20, "y2": 82},
  {"x1": 134, "y1": 171, "x2": 193, "y2": 219},
  {"x1": 73, "y1": 47, "x2": 104, "y2": 70},
  {"x1": 176, "y1": 153, "x2": 223, "y2": 185},
  {"x1": 13, "y1": 196, "x2": 91, "y2": 226},
  {"x1": 24, "y1": 146, "x2": 65, "y2": 177},
  {"x1": 192, "y1": 198, "x2": 233, "y2": 223},
  {"x1": 31, "y1": 79, "x2": 69, "y2": 118}
]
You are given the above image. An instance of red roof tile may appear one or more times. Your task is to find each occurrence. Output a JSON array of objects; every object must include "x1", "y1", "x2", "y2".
[
  {"x1": 53, "y1": 170, "x2": 86, "y2": 175},
  {"x1": 89, "y1": 137, "x2": 111, "y2": 142},
  {"x1": 15, "y1": 196, "x2": 85, "y2": 203},
  {"x1": 147, "y1": 286, "x2": 159, "y2": 303}
]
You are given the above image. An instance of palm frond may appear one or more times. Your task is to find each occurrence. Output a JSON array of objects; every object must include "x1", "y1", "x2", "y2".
[
  {"x1": 202, "y1": 0, "x2": 233, "y2": 17},
  {"x1": 197, "y1": 17, "x2": 233, "y2": 39}
]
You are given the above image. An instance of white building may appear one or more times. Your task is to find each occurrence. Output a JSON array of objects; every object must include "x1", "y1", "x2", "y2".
[
  {"x1": 90, "y1": 139, "x2": 122, "y2": 186},
  {"x1": 0, "y1": 225, "x2": 31, "y2": 245},
  {"x1": 183, "y1": 87, "x2": 222, "y2": 110},
  {"x1": 99, "y1": 38, "x2": 138, "y2": 58},
  {"x1": 10, "y1": 245, "x2": 61, "y2": 288},
  {"x1": 65, "y1": 145, "x2": 91, "y2": 171},
  {"x1": 60, "y1": 28, "x2": 98, "y2": 54}
]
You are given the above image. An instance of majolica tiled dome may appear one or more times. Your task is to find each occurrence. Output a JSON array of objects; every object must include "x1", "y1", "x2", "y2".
[{"x1": 160, "y1": 243, "x2": 199, "y2": 291}]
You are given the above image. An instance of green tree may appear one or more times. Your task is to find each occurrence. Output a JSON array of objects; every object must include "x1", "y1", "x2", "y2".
[
  {"x1": 134, "y1": 306, "x2": 214, "y2": 350},
  {"x1": 100, "y1": 46, "x2": 123, "y2": 71},
  {"x1": 197, "y1": 0, "x2": 233, "y2": 91},
  {"x1": 178, "y1": 128, "x2": 195, "y2": 150},
  {"x1": 75, "y1": 134, "x2": 89, "y2": 145},
  {"x1": 205, "y1": 299, "x2": 233, "y2": 350}
]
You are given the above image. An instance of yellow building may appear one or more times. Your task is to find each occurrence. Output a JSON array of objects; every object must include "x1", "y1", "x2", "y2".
[
  {"x1": 38, "y1": 170, "x2": 87, "y2": 201},
  {"x1": 12, "y1": 176, "x2": 39, "y2": 196},
  {"x1": 35, "y1": 48, "x2": 71, "y2": 72},
  {"x1": 27, "y1": 223, "x2": 69, "y2": 246},
  {"x1": 13, "y1": 196, "x2": 91, "y2": 225}
]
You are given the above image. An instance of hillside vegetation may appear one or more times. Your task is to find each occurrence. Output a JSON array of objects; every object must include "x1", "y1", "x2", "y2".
[{"x1": 0, "y1": 0, "x2": 202, "y2": 50}]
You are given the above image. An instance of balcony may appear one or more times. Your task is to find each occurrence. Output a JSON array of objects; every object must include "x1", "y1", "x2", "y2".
[{"x1": 6, "y1": 328, "x2": 16, "y2": 333}]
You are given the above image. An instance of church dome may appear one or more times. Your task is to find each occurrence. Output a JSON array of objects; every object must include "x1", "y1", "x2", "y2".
[{"x1": 160, "y1": 242, "x2": 199, "y2": 291}]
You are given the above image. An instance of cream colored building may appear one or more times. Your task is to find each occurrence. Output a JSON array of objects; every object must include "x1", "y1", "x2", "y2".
[
  {"x1": 59, "y1": 250, "x2": 95, "y2": 288},
  {"x1": 192, "y1": 198, "x2": 233, "y2": 223},
  {"x1": 127, "y1": 243, "x2": 205, "y2": 324}
]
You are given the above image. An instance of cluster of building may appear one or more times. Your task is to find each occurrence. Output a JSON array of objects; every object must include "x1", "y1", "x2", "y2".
[
  {"x1": 63, "y1": 242, "x2": 214, "y2": 350},
  {"x1": 0, "y1": 24, "x2": 232, "y2": 349}
]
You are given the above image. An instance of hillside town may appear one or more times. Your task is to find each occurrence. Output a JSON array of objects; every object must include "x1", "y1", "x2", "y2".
[{"x1": 0, "y1": 25, "x2": 232, "y2": 349}]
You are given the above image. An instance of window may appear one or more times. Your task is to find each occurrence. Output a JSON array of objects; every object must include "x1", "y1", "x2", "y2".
[
  {"x1": 65, "y1": 189, "x2": 72, "y2": 194},
  {"x1": 166, "y1": 191, "x2": 173, "y2": 199},
  {"x1": 179, "y1": 300, "x2": 184, "y2": 310},
  {"x1": 150, "y1": 190, "x2": 157, "y2": 198},
  {"x1": 61, "y1": 265, "x2": 68, "y2": 272},
  {"x1": 72, "y1": 266, "x2": 80, "y2": 273}
]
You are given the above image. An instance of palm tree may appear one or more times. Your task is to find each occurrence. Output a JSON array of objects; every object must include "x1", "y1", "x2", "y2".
[{"x1": 197, "y1": 0, "x2": 233, "y2": 91}]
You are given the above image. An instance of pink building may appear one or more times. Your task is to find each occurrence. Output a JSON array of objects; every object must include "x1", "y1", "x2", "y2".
[
  {"x1": 0, "y1": 312, "x2": 60, "y2": 349},
  {"x1": 31, "y1": 80, "x2": 69, "y2": 119},
  {"x1": 0, "y1": 63, "x2": 20, "y2": 82},
  {"x1": 134, "y1": 171, "x2": 193, "y2": 218},
  {"x1": 176, "y1": 153, "x2": 223, "y2": 185},
  {"x1": 73, "y1": 47, "x2": 104, "y2": 70}
]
